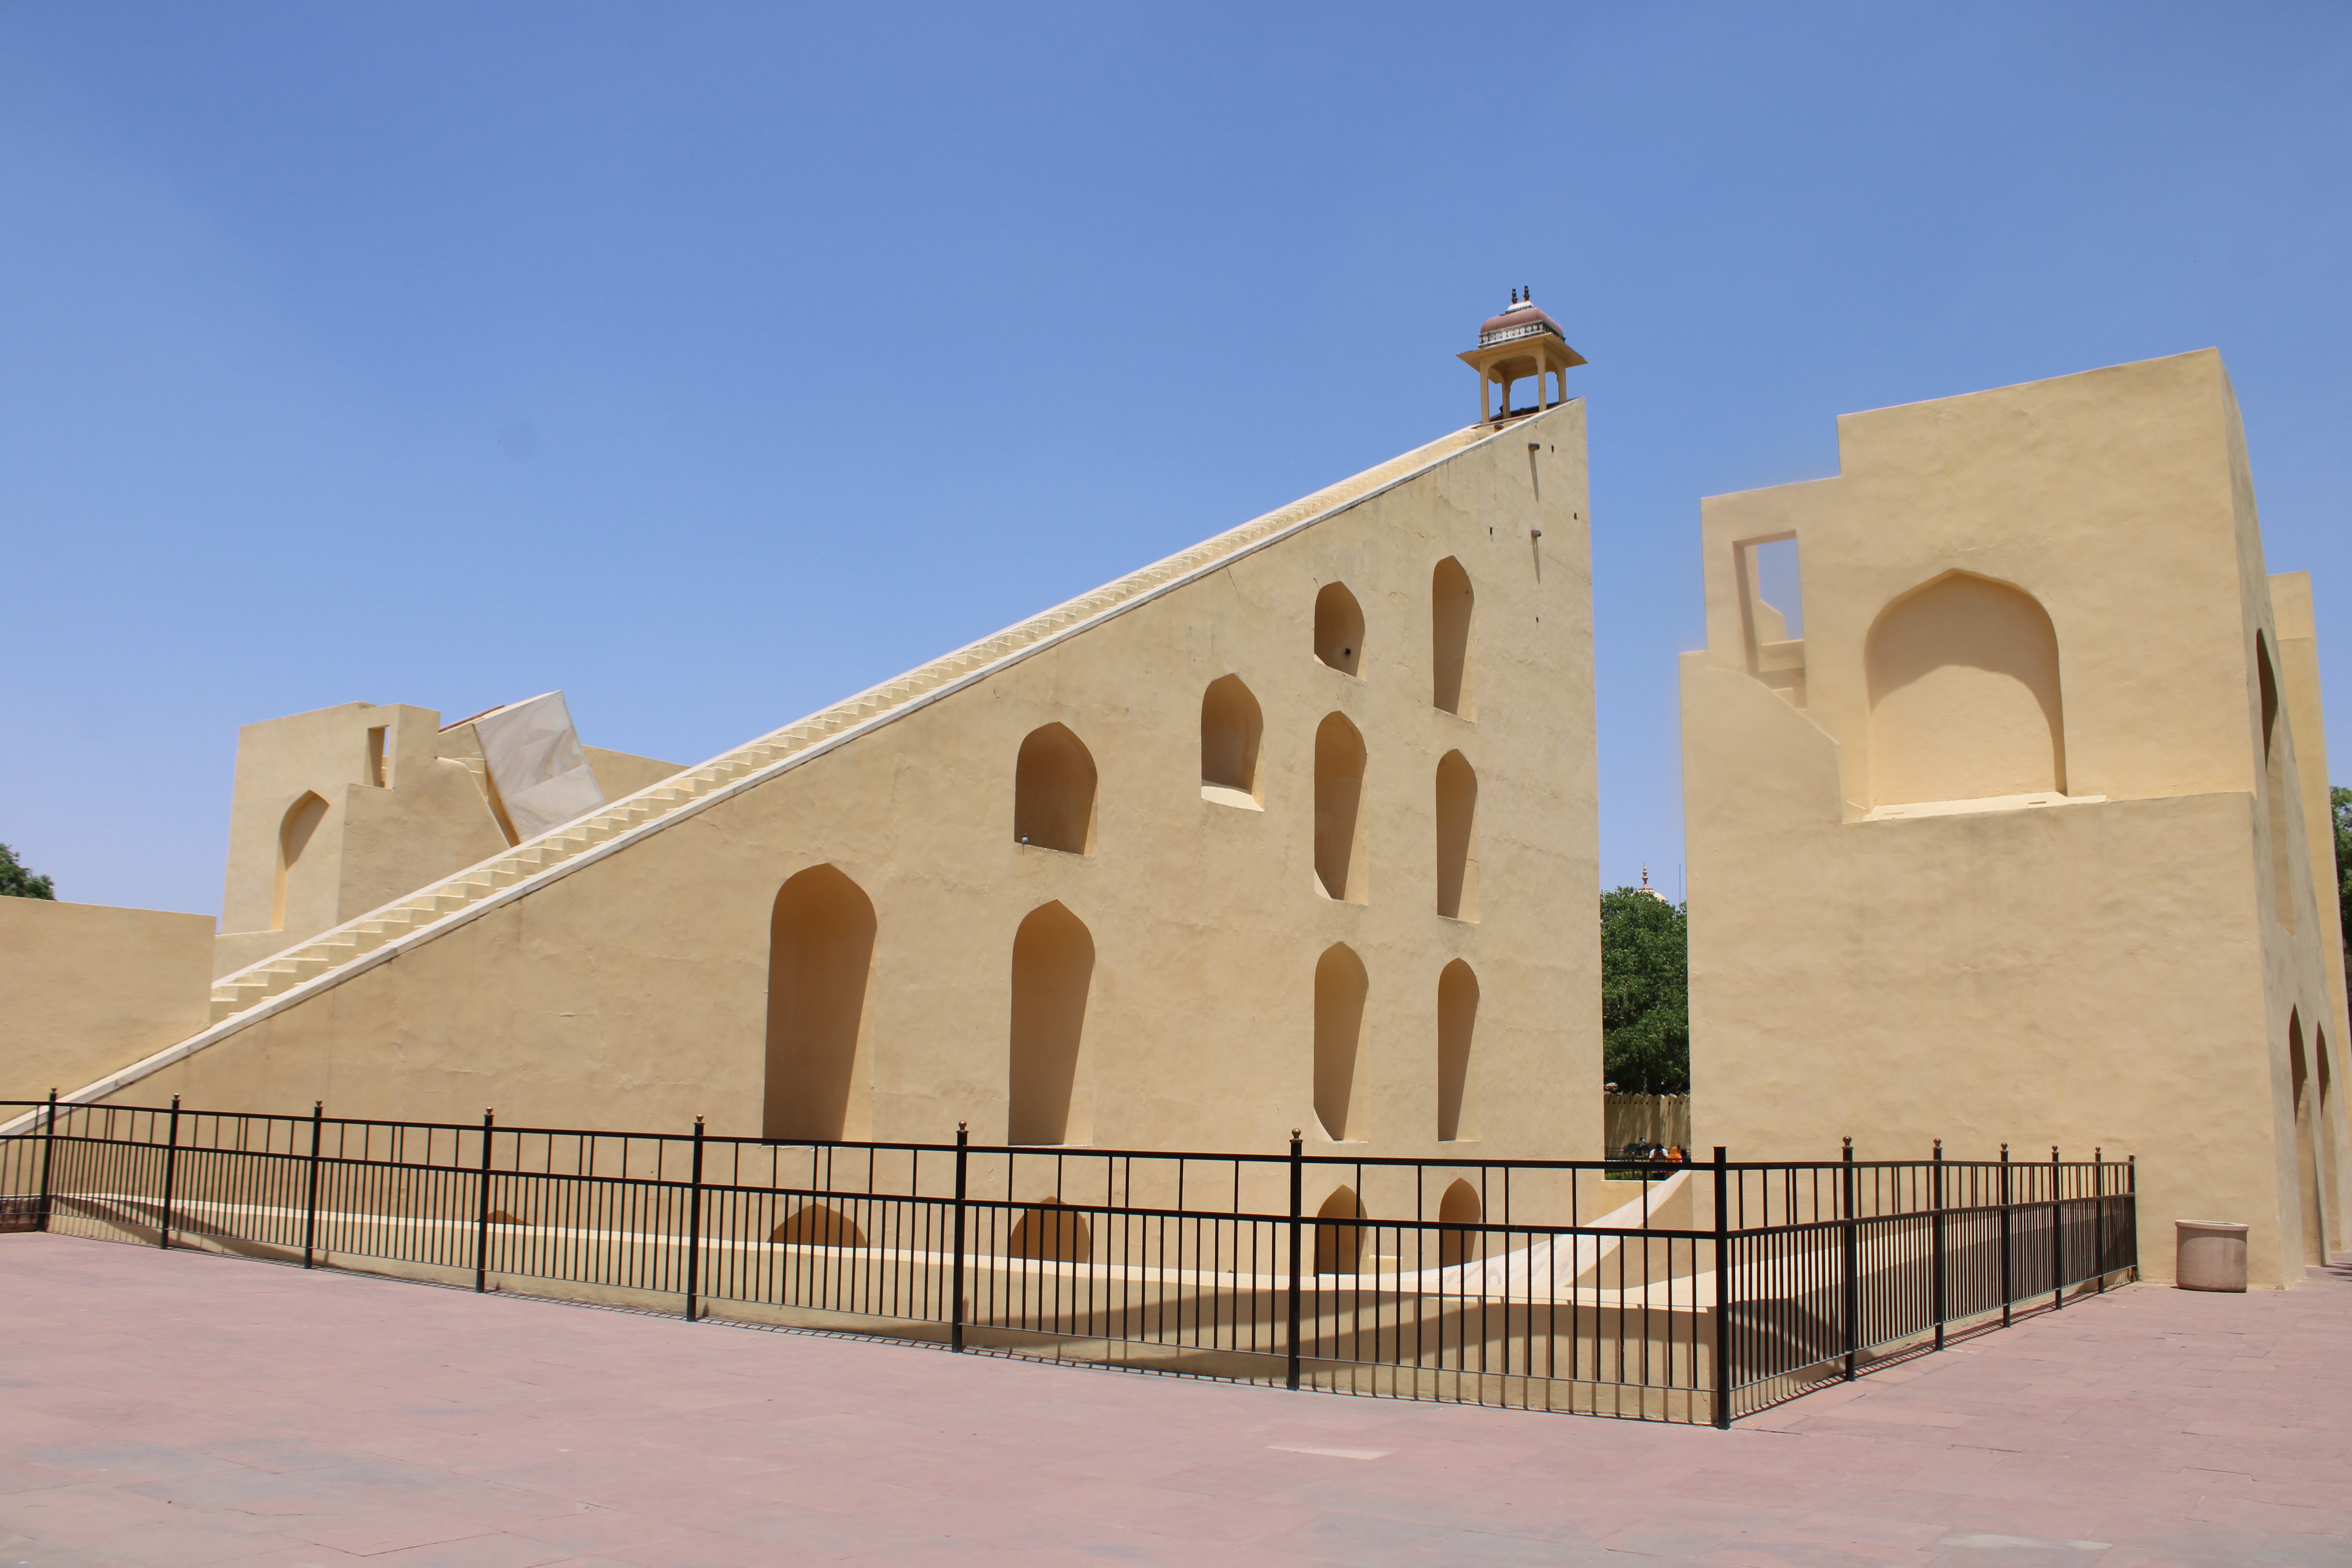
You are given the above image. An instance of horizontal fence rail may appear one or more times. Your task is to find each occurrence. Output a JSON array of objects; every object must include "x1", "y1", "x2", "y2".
[{"x1": 0, "y1": 1099, "x2": 2136, "y2": 1425}]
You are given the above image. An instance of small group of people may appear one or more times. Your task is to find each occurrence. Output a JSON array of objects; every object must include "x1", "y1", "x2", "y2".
[{"x1": 1619, "y1": 1140, "x2": 1688, "y2": 1166}]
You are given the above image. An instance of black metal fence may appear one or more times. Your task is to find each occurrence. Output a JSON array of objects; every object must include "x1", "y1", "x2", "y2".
[{"x1": 0, "y1": 1098, "x2": 2136, "y2": 1425}]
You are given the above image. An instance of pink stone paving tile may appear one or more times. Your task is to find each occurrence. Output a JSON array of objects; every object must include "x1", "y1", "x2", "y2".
[
  {"x1": 592, "y1": 1528, "x2": 844, "y2": 1568},
  {"x1": 352, "y1": 1534, "x2": 578, "y2": 1568},
  {"x1": 1117, "y1": 1492, "x2": 1330, "y2": 1545},
  {"x1": 1697, "y1": 1535, "x2": 1937, "y2": 1568},
  {"x1": 686, "y1": 1500, "x2": 949, "y2": 1559},
  {"x1": 1045, "y1": 1529, "x2": 1332, "y2": 1568},
  {"x1": 270, "y1": 1510, "x2": 502, "y2": 1558}
]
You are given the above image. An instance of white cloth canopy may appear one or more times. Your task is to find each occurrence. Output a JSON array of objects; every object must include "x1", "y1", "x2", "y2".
[{"x1": 474, "y1": 691, "x2": 606, "y2": 839}]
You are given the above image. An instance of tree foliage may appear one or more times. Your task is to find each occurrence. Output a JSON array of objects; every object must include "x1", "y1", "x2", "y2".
[
  {"x1": 2334, "y1": 787, "x2": 2352, "y2": 995},
  {"x1": 0, "y1": 842, "x2": 55, "y2": 900},
  {"x1": 1601, "y1": 886, "x2": 1687, "y2": 1094}
]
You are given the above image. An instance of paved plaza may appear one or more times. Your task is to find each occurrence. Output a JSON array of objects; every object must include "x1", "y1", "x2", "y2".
[{"x1": 0, "y1": 1234, "x2": 2345, "y2": 1568}]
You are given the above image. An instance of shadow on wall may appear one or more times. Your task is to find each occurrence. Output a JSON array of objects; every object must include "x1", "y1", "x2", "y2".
[
  {"x1": 773, "y1": 1201, "x2": 868, "y2": 1248},
  {"x1": 764, "y1": 865, "x2": 877, "y2": 1142},
  {"x1": 1866, "y1": 571, "x2": 2065, "y2": 804},
  {"x1": 1007, "y1": 1198, "x2": 1092, "y2": 1262}
]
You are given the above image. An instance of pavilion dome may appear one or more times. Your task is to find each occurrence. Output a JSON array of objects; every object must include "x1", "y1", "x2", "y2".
[{"x1": 1478, "y1": 296, "x2": 1567, "y2": 348}]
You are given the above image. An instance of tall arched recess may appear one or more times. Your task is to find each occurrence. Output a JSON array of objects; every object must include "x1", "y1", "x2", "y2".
[
  {"x1": 2259, "y1": 634, "x2": 2296, "y2": 932},
  {"x1": 1436, "y1": 959, "x2": 1479, "y2": 1142},
  {"x1": 1314, "y1": 583, "x2": 1365, "y2": 676},
  {"x1": 1434, "y1": 752, "x2": 1478, "y2": 920},
  {"x1": 764, "y1": 866, "x2": 878, "y2": 1142},
  {"x1": 1009, "y1": 902, "x2": 1096, "y2": 1146},
  {"x1": 1314, "y1": 713, "x2": 1368, "y2": 902},
  {"x1": 1431, "y1": 557, "x2": 1475, "y2": 717},
  {"x1": 1314, "y1": 943, "x2": 1368, "y2": 1141},
  {"x1": 271, "y1": 792, "x2": 329, "y2": 931},
  {"x1": 1866, "y1": 572, "x2": 2065, "y2": 806}
]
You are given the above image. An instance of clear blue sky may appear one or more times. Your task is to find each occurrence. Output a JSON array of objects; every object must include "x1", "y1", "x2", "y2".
[{"x1": 5, "y1": 3, "x2": 2348, "y2": 917}]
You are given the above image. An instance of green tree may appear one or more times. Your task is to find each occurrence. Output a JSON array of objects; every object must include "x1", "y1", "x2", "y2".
[
  {"x1": 1601, "y1": 886, "x2": 1687, "y2": 1094},
  {"x1": 2334, "y1": 786, "x2": 2352, "y2": 994},
  {"x1": 0, "y1": 843, "x2": 55, "y2": 900}
]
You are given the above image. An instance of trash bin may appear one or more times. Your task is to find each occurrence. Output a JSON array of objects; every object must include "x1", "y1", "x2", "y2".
[{"x1": 2176, "y1": 1220, "x2": 2248, "y2": 1291}]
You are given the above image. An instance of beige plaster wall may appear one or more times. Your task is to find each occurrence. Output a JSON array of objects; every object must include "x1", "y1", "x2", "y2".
[
  {"x1": 0, "y1": 899, "x2": 214, "y2": 1102},
  {"x1": 214, "y1": 704, "x2": 683, "y2": 980},
  {"x1": 1682, "y1": 350, "x2": 2346, "y2": 1286},
  {"x1": 102, "y1": 409, "x2": 1601, "y2": 1181}
]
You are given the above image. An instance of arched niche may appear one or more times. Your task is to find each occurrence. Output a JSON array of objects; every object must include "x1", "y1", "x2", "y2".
[
  {"x1": 764, "y1": 865, "x2": 878, "y2": 1142},
  {"x1": 1314, "y1": 583, "x2": 1365, "y2": 676},
  {"x1": 1866, "y1": 571, "x2": 2066, "y2": 806},
  {"x1": 1434, "y1": 752, "x2": 1478, "y2": 920},
  {"x1": 2259, "y1": 635, "x2": 2296, "y2": 931},
  {"x1": 1014, "y1": 723, "x2": 1096, "y2": 855},
  {"x1": 1008, "y1": 901, "x2": 1095, "y2": 1146},
  {"x1": 1437, "y1": 1178, "x2": 1483, "y2": 1267},
  {"x1": 1314, "y1": 1185, "x2": 1365, "y2": 1274},
  {"x1": 1200, "y1": 675, "x2": 1264, "y2": 808},
  {"x1": 1314, "y1": 943, "x2": 1368, "y2": 1142},
  {"x1": 2290, "y1": 1011, "x2": 2324, "y2": 1265},
  {"x1": 1006, "y1": 1197, "x2": 1093, "y2": 1263},
  {"x1": 1436, "y1": 959, "x2": 1479, "y2": 1142},
  {"x1": 271, "y1": 792, "x2": 329, "y2": 931},
  {"x1": 1314, "y1": 713, "x2": 1368, "y2": 902},
  {"x1": 1431, "y1": 558, "x2": 1475, "y2": 717},
  {"x1": 772, "y1": 1201, "x2": 868, "y2": 1249}
]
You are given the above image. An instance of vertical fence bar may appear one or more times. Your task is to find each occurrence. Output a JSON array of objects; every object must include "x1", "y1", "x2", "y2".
[
  {"x1": 1929, "y1": 1142, "x2": 1947, "y2": 1354},
  {"x1": 1712, "y1": 1146, "x2": 1731, "y2": 1429},
  {"x1": 474, "y1": 1108, "x2": 495, "y2": 1294},
  {"x1": 1840, "y1": 1137, "x2": 1858, "y2": 1381},
  {"x1": 2094, "y1": 1148, "x2": 2105, "y2": 1292},
  {"x1": 302, "y1": 1101, "x2": 323, "y2": 1269},
  {"x1": 2127, "y1": 1154, "x2": 2138, "y2": 1278},
  {"x1": 684, "y1": 1117, "x2": 706, "y2": 1322},
  {"x1": 2050, "y1": 1145, "x2": 2064, "y2": 1312},
  {"x1": 1999, "y1": 1143, "x2": 2013, "y2": 1328},
  {"x1": 36, "y1": 1089, "x2": 57, "y2": 1232},
  {"x1": 157, "y1": 1095, "x2": 181, "y2": 1250},
  {"x1": 950, "y1": 1124, "x2": 967, "y2": 1353},
  {"x1": 1286, "y1": 1130, "x2": 1303, "y2": 1392}
]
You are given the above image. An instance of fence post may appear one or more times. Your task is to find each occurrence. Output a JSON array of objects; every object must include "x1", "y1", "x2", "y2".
[
  {"x1": 1712, "y1": 1146, "x2": 1731, "y2": 1429},
  {"x1": 1931, "y1": 1138, "x2": 1947, "y2": 1353},
  {"x1": 1998, "y1": 1143, "x2": 2013, "y2": 1328},
  {"x1": 2094, "y1": 1148, "x2": 2105, "y2": 1292},
  {"x1": 2127, "y1": 1154, "x2": 2138, "y2": 1279},
  {"x1": 684, "y1": 1117, "x2": 706, "y2": 1323},
  {"x1": 2050, "y1": 1145, "x2": 2063, "y2": 1312},
  {"x1": 950, "y1": 1124, "x2": 967, "y2": 1353},
  {"x1": 36, "y1": 1089, "x2": 57, "y2": 1233},
  {"x1": 1286, "y1": 1129, "x2": 1303, "y2": 1393},
  {"x1": 158, "y1": 1095, "x2": 181, "y2": 1250},
  {"x1": 1840, "y1": 1137, "x2": 1858, "y2": 1382},
  {"x1": 302, "y1": 1101, "x2": 323, "y2": 1269},
  {"x1": 473, "y1": 1108, "x2": 495, "y2": 1294}
]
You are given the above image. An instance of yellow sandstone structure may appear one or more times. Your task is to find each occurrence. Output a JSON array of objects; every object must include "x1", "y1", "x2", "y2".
[
  {"x1": 1681, "y1": 349, "x2": 2351, "y2": 1286},
  {"x1": 10, "y1": 299, "x2": 1601, "y2": 1170}
]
